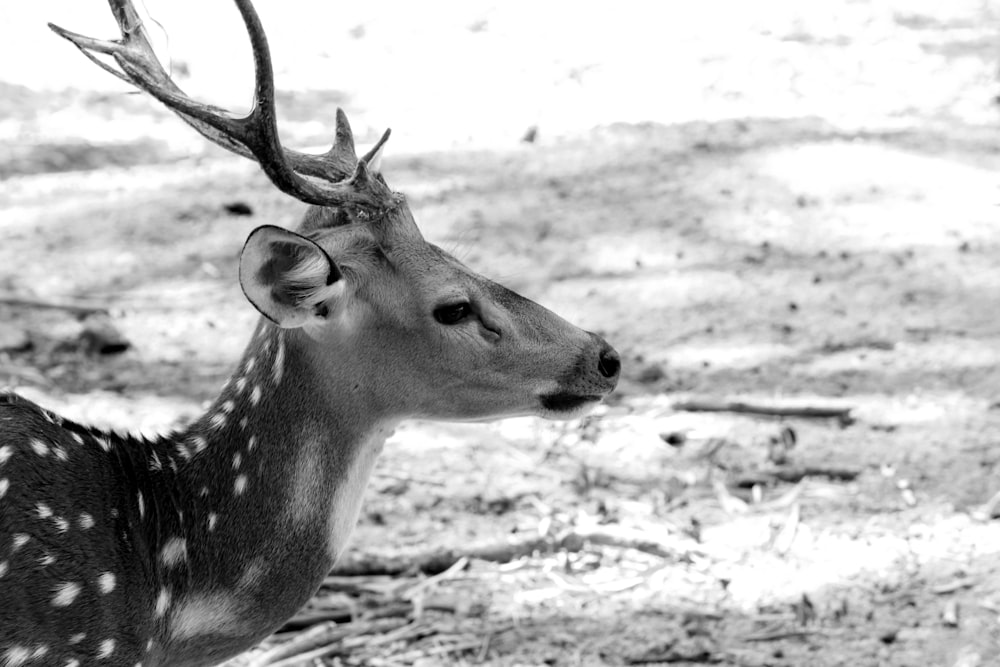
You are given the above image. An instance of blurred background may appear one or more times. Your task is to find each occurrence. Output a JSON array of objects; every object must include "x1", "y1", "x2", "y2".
[
  {"x1": 1, "y1": 1, "x2": 999, "y2": 665},
  {"x1": 3, "y1": 1, "x2": 996, "y2": 157}
]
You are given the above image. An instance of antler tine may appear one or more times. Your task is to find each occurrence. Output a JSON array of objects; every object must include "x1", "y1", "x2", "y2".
[
  {"x1": 324, "y1": 108, "x2": 357, "y2": 169},
  {"x1": 49, "y1": 0, "x2": 394, "y2": 210}
]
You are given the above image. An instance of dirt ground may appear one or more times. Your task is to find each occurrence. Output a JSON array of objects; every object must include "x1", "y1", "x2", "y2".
[{"x1": 2, "y1": 1, "x2": 1000, "y2": 665}]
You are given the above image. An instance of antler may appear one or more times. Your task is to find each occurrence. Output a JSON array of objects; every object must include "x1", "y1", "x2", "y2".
[{"x1": 49, "y1": 0, "x2": 394, "y2": 209}]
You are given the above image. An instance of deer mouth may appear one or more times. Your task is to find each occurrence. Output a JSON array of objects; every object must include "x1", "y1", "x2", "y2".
[{"x1": 539, "y1": 392, "x2": 603, "y2": 413}]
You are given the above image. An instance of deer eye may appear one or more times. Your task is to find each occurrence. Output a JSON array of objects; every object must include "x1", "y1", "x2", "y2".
[{"x1": 433, "y1": 302, "x2": 472, "y2": 325}]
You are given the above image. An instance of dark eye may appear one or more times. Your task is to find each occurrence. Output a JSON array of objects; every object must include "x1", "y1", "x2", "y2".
[{"x1": 433, "y1": 302, "x2": 472, "y2": 325}]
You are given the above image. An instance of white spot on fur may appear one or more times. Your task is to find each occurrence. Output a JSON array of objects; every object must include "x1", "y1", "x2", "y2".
[
  {"x1": 155, "y1": 588, "x2": 171, "y2": 616},
  {"x1": 12, "y1": 533, "x2": 29, "y2": 550},
  {"x1": 237, "y1": 557, "x2": 267, "y2": 591},
  {"x1": 95, "y1": 436, "x2": 112, "y2": 452},
  {"x1": 191, "y1": 436, "x2": 207, "y2": 453},
  {"x1": 250, "y1": 385, "x2": 262, "y2": 406},
  {"x1": 149, "y1": 451, "x2": 163, "y2": 471},
  {"x1": 71, "y1": 432, "x2": 84, "y2": 445},
  {"x1": 52, "y1": 581, "x2": 81, "y2": 607},
  {"x1": 0, "y1": 561, "x2": 7, "y2": 578},
  {"x1": 69, "y1": 633, "x2": 86, "y2": 645},
  {"x1": 97, "y1": 638, "x2": 115, "y2": 659},
  {"x1": 146, "y1": 639, "x2": 154, "y2": 652},
  {"x1": 3, "y1": 646, "x2": 30, "y2": 667},
  {"x1": 160, "y1": 537, "x2": 188, "y2": 568},
  {"x1": 273, "y1": 336, "x2": 285, "y2": 385},
  {"x1": 175, "y1": 443, "x2": 192, "y2": 460},
  {"x1": 0, "y1": 478, "x2": 8, "y2": 498},
  {"x1": 66, "y1": 660, "x2": 80, "y2": 667},
  {"x1": 53, "y1": 516, "x2": 69, "y2": 533},
  {"x1": 30, "y1": 438, "x2": 49, "y2": 456},
  {"x1": 248, "y1": 435, "x2": 257, "y2": 451},
  {"x1": 221, "y1": 400, "x2": 235, "y2": 414},
  {"x1": 199, "y1": 486, "x2": 209, "y2": 497},
  {"x1": 54, "y1": 446, "x2": 69, "y2": 462},
  {"x1": 245, "y1": 357, "x2": 256, "y2": 372},
  {"x1": 210, "y1": 413, "x2": 227, "y2": 429},
  {"x1": 235, "y1": 377, "x2": 247, "y2": 394},
  {"x1": 79, "y1": 513, "x2": 95, "y2": 529},
  {"x1": 36, "y1": 503, "x2": 52, "y2": 519},
  {"x1": 31, "y1": 646, "x2": 48, "y2": 660},
  {"x1": 39, "y1": 553, "x2": 56, "y2": 566},
  {"x1": 169, "y1": 593, "x2": 244, "y2": 640},
  {"x1": 98, "y1": 572, "x2": 116, "y2": 594},
  {"x1": 232, "y1": 453, "x2": 242, "y2": 470},
  {"x1": 239, "y1": 416, "x2": 249, "y2": 430},
  {"x1": 234, "y1": 475, "x2": 248, "y2": 496},
  {"x1": 208, "y1": 513, "x2": 218, "y2": 531},
  {"x1": 138, "y1": 492, "x2": 145, "y2": 519},
  {"x1": 0, "y1": 445, "x2": 11, "y2": 464}
]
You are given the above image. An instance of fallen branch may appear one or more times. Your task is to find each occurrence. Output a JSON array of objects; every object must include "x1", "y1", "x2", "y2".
[
  {"x1": 672, "y1": 398, "x2": 853, "y2": 423},
  {"x1": 249, "y1": 618, "x2": 407, "y2": 667},
  {"x1": 249, "y1": 621, "x2": 342, "y2": 666},
  {"x1": 320, "y1": 576, "x2": 400, "y2": 594},
  {"x1": 279, "y1": 608, "x2": 353, "y2": 630},
  {"x1": 733, "y1": 466, "x2": 862, "y2": 488},
  {"x1": 331, "y1": 536, "x2": 552, "y2": 576},
  {"x1": 932, "y1": 578, "x2": 976, "y2": 595},
  {"x1": 0, "y1": 295, "x2": 109, "y2": 316},
  {"x1": 389, "y1": 638, "x2": 483, "y2": 662},
  {"x1": 332, "y1": 528, "x2": 697, "y2": 577},
  {"x1": 400, "y1": 556, "x2": 469, "y2": 600},
  {"x1": 264, "y1": 642, "x2": 343, "y2": 667},
  {"x1": 566, "y1": 525, "x2": 697, "y2": 561},
  {"x1": 743, "y1": 629, "x2": 823, "y2": 642}
]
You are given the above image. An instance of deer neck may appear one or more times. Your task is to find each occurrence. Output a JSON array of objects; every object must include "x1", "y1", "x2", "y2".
[{"x1": 144, "y1": 320, "x2": 393, "y2": 655}]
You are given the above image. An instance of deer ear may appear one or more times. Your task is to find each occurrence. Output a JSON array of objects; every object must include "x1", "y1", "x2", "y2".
[{"x1": 239, "y1": 225, "x2": 344, "y2": 328}]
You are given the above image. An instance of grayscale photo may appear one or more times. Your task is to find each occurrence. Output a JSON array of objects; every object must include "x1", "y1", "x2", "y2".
[{"x1": 0, "y1": 1, "x2": 997, "y2": 665}]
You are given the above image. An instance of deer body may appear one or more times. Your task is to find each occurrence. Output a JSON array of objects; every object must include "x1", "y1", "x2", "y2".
[
  {"x1": 0, "y1": 320, "x2": 398, "y2": 667},
  {"x1": 1, "y1": 206, "x2": 618, "y2": 666},
  {"x1": 1, "y1": 2, "x2": 620, "y2": 665}
]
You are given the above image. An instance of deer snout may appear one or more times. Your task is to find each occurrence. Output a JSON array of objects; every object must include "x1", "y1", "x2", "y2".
[
  {"x1": 596, "y1": 342, "x2": 621, "y2": 381},
  {"x1": 564, "y1": 332, "x2": 621, "y2": 393},
  {"x1": 585, "y1": 333, "x2": 620, "y2": 395},
  {"x1": 537, "y1": 334, "x2": 620, "y2": 418}
]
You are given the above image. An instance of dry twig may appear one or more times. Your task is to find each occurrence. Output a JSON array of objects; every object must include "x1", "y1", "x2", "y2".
[
  {"x1": 733, "y1": 466, "x2": 861, "y2": 487},
  {"x1": 249, "y1": 618, "x2": 408, "y2": 667},
  {"x1": 0, "y1": 295, "x2": 109, "y2": 316},
  {"x1": 743, "y1": 629, "x2": 823, "y2": 642},
  {"x1": 333, "y1": 526, "x2": 696, "y2": 577},
  {"x1": 673, "y1": 397, "x2": 853, "y2": 423}
]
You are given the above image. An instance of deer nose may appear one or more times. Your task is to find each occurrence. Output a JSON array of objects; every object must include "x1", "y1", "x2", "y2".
[{"x1": 597, "y1": 345, "x2": 621, "y2": 379}]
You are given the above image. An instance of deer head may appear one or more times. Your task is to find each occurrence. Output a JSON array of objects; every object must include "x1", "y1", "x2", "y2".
[{"x1": 50, "y1": 0, "x2": 620, "y2": 424}]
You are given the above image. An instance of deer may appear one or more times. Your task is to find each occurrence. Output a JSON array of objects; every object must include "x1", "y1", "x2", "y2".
[{"x1": 0, "y1": 1, "x2": 620, "y2": 666}]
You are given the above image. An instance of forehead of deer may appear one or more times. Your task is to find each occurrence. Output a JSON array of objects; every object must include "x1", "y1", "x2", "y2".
[
  {"x1": 302, "y1": 220, "x2": 434, "y2": 278},
  {"x1": 299, "y1": 200, "x2": 416, "y2": 235}
]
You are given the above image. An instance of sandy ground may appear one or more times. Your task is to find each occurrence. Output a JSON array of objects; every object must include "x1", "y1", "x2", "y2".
[{"x1": 2, "y1": 1, "x2": 1000, "y2": 665}]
